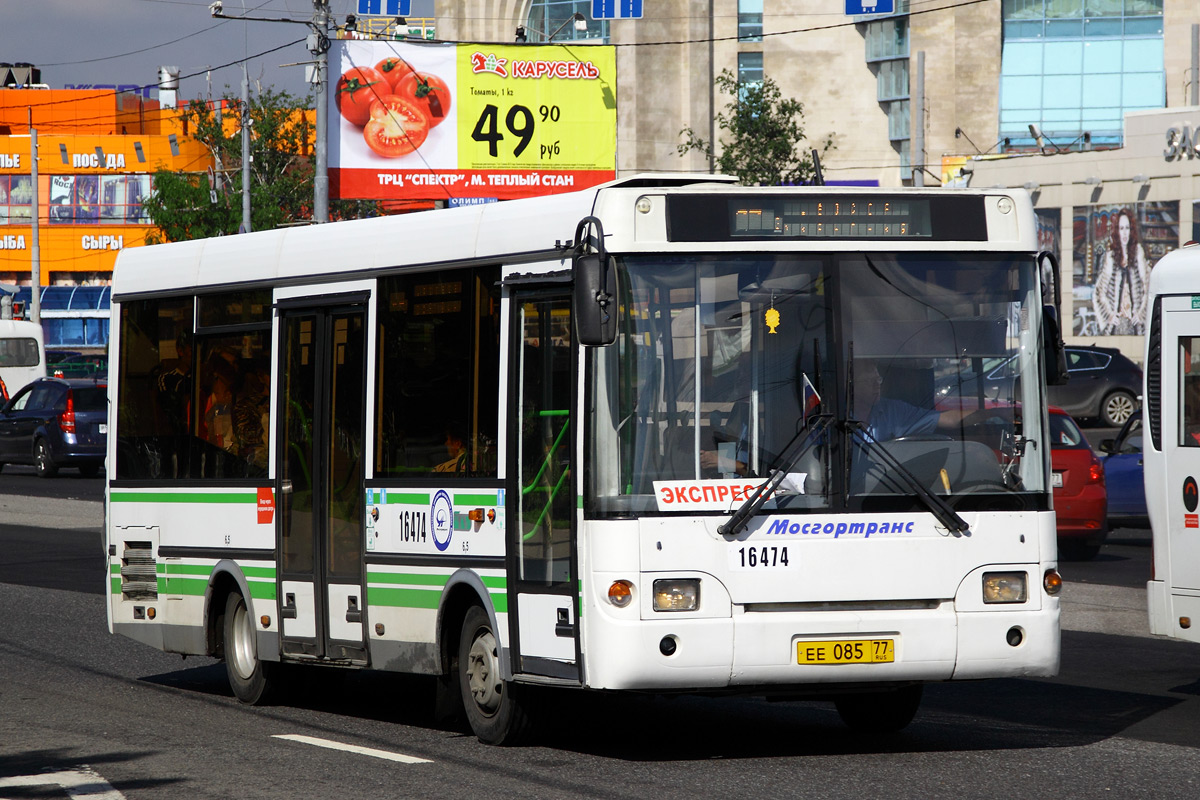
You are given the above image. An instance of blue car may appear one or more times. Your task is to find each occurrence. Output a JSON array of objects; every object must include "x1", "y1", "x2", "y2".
[
  {"x1": 0, "y1": 376, "x2": 107, "y2": 477},
  {"x1": 1098, "y1": 413, "x2": 1147, "y2": 529}
]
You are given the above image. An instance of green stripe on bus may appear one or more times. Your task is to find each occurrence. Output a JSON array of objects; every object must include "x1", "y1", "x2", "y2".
[
  {"x1": 454, "y1": 493, "x2": 498, "y2": 506},
  {"x1": 241, "y1": 566, "x2": 276, "y2": 578},
  {"x1": 368, "y1": 586, "x2": 441, "y2": 609},
  {"x1": 111, "y1": 492, "x2": 256, "y2": 504},
  {"x1": 480, "y1": 575, "x2": 506, "y2": 589},
  {"x1": 110, "y1": 563, "x2": 120, "y2": 574},
  {"x1": 160, "y1": 576, "x2": 207, "y2": 596},
  {"x1": 161, "y1": 563, "x2": 213, "y2": 576},
  {"x1": 385, "y1": 493, "x2": 429, "y2": 505},
  {"x1": 248, "y1": 581, "x2": 277, "y2": 600},
  {"x1": 490, "y1": 592, "x2": 508, "y2": 614},
  {"x1": 367, "y1": 572, "x2": 449, "y2": 587},
  {"x1": 110, "y1": 577, "x2": 121, "y2": 594}
]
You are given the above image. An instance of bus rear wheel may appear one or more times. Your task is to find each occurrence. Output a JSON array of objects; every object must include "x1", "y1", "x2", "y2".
[
  {"x1": 834, "y1": 684, "x2": 923, "y2": 734},
  {"x1": 223, "y1": 591, "x2": 274, "y2": 704},
  {"x1": 458, "y1": 605, "x2": 530, "y2": 745}
]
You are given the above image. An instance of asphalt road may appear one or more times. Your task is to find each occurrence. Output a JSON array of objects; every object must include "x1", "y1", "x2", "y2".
[{"x1": 6, "y1": 467, "x2": 1200, "y2": 799}]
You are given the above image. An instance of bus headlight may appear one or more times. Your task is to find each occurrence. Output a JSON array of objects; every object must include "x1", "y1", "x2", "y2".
[
  {"x1": 982, "y1": 572, "x2": 1028, "y2": 604},
  {"x1": 653, "y1": 579, "x2": 700, "y2": 612}
]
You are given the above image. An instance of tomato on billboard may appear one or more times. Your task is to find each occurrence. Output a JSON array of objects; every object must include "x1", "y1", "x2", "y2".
[{"x1": 329, "y1": 40, "x2": 616, "y2": 202}]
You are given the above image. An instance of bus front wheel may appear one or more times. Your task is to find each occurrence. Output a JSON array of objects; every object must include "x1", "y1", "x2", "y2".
[
  {"x1": 457, "y1": 605, "x2": 530, "y2": 745},
  {"x1": 223, "y1": 591, "x2": 274, "y2": 704},
  {"x1": 834, "y1": 684, "x2": 923, "y2": 734}
]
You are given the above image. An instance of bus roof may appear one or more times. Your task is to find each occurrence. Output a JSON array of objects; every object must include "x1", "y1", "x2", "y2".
[
  {"x1": 111, "y1": 175, "x2": 1034, "y2": 298},
  {"x1": 1148, "y1": 242, "x2": 1200, "y2": 297}
]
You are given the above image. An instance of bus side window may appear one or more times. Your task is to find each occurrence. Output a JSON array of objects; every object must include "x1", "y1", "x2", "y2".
[
  {"x1": 375, "y1": 268, "x2": 500, "y2": 478},
  {"x1": 1181, "y1": 336, "x2": 1200, "y2": 447}
]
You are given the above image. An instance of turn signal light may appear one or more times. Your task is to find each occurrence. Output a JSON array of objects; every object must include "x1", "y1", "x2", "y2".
[
  {"x1": 1043, "y1": 569, "x2": 1062, "y2": 596},
  {"x1": 467, "y1": 508, "x2": 485, "y2": 522},
  {"x1": 261, "y1": 615, "x2": 272, "y2": 628},
  {"x1": 608, "y1": 580, "x2": 633, "y2": 608}
]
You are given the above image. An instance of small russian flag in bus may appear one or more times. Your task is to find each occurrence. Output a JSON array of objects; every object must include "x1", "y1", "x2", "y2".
[{"x1": 802, "y1": 373, "x2": 821, "y2": 420}]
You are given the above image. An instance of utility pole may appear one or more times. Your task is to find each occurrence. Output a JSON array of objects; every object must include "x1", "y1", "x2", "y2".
[
  {"x1": 242, "y1": 64, "x2": 252, "y2": 233},
  {"x1": 912, "y1": 51, "x2": 925, "y2": 187},
  {"x1": 28, "y1": 113, "x2": 40, "y2": 324},
  {"x1": 311, "y1": 0, "x2": 330, "y2": 223},
  {"x1": 211, "y1": 1, "x2": 331, "y2": 224}
]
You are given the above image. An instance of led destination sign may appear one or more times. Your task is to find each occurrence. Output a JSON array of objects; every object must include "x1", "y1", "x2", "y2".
[{"x1": 667, "y1": 195, "x2": 988, "y2": 242}]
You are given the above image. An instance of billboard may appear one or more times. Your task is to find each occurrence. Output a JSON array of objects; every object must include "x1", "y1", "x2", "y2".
[
  {"x1": 1071, "y1": 201, "x2": 1179, "y2": 337},
  {"x1": 329, "y1": 40, "x2": 617, "y2": 201}
]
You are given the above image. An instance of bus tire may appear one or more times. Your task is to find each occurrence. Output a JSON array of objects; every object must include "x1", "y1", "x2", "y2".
[
  {"x1": 834, "y1": 684, "x2": 922, "y2": 734},
  {"x1": 223, "y1": 591, "x2": 274, "y2": 705},
  {"x1": 458, "y1": 605, "x2": 530, "y2": 745}
]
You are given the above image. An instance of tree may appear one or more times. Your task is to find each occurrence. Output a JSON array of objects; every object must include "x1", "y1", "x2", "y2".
[
  {"x1": 144, "y1": 87, "x2": 376, "y2": 243},
  {"x1": 678, "y1": 69, "x2": 834, "y2": 186}
]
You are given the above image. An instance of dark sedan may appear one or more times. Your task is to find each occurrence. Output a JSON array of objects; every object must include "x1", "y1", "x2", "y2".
[
  {"x1": 938, "y1": 345, "x2": 1142, "y2": 427},
  {"x1": 0, "y1": 376, "x2": 107, "y2": 477}
]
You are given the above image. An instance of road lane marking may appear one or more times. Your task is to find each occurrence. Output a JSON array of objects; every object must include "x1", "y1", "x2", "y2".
[
  {"x1": 272, "y1": 734, "x2": 433, "y2": 764},
  {"x1": 0, "y1": 766, "x2": 127, "y2": 798}
]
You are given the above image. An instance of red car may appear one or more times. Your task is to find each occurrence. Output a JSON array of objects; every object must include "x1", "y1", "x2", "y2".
[{"x1": 1049, "y1": 406, "x2": 1108, "y2": 560}]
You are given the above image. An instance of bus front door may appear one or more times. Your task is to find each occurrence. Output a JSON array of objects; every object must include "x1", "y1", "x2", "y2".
[
  {"x1": 277, "y1": 304, "x2": 369, "y2": 664},
  {"x1": 507, "y1": 290, "x2": 580, "y2": 682}
]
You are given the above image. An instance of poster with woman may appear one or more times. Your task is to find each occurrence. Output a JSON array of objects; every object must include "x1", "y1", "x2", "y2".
[{"x1": 1071, "y1": 202, "x2": 1178, "y2": 336}]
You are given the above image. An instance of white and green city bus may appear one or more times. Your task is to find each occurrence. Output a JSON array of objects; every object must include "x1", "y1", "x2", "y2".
[
  {"x1": 1141, "y1": 243, "x2": 1200, "y2": 641},
  {"x1": 106, "y1": 175, "x2": 1064, "y2": 743}
]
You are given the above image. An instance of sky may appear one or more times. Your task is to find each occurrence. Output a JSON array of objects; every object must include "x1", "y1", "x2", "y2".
[{"x1": 2, "y1": 0, "x2": 384, "y2": 102}]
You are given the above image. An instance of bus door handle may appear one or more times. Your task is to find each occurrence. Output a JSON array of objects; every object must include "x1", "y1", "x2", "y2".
[
  {"x1": 346, "y1": 595, "x2": 362, "y2": 623},
  {"x1": 555, "y1": 607, "x2": 573, "y2": 638},
  {"x1": 281, "y1": 593, "x2": 297, "y2": 619},
  {"x1": 280, "y1": 479, "x2": 293, "y2": 495}
]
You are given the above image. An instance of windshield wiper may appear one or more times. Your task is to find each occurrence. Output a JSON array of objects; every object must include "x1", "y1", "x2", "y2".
[
  {"x1": 846, "y1": 421, "x2": 971, "y2": 536},
  {"x1": 718, "y1": 414, "x2": 832, "y2": 538}
]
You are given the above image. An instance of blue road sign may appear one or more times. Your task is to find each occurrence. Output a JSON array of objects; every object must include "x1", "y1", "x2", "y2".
[
  {"x1": 845, "y1": 0, "x2": 894, "y2": 14},
  {"x1": 358, "y1": 0, "x2": 410, "y2": 15},
  {"x1": 593, "y1": 0, "x2": 641, "y2": 19}
]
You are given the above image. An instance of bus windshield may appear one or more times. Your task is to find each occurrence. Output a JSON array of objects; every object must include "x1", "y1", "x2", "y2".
[{"x1": 588, "y1": 252, "x2": 1049, "y2": 516}]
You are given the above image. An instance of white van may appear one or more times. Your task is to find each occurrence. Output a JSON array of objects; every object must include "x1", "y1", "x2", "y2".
[{"x1": 0, "y1": 318, "x2": 46, "y2": 397}]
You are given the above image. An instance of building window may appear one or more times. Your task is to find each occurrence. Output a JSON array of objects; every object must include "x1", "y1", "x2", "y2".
[
  {"x1": 0, "y1": 176, "x2": 32, "y2": 224},
  {"x1": 48, "y1": 175, "x2": 153, "y2": 225},
  {"x1": 525, "y1": 0, "x2": 608, "y2": 42},
  {"x1": 738, "y1": 0, "x2": 763, "y2": 42},
  {"x1": 737, "y1": 52, "x2": 764, "y2": 94},
  {"x1": 999, "y1": 0, "x2": 1164, "y2": 148},
  {"x1": 864, "y1": 5, "x2": 910, "y2": 181}
]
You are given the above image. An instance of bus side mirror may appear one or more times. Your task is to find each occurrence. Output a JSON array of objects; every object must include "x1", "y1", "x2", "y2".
[
  {"x1": 573, "y1": 215, "x2": 618, "y2": 347},
  {"x1": 575, "y1": 251, "x2": 618, "y2": 346},
  {"x1": 1043, "y1": 305, "x2": 1069, "y2": 386}
]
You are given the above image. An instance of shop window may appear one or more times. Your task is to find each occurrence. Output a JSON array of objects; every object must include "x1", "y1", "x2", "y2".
[
  {"x1": 100, "y1": 176, "x2": 152, "y2": 224},
  {"x1": 375, "y1": 267, "x2": 501, "y2": 478},
  {"x1": 49, "y1": 174, "x2": 152, "y2": 224},
  {"x1": 0, "y1": 176, "x2": 32, "y2": 224}
]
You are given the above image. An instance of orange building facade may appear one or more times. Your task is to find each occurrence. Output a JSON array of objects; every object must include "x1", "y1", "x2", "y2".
[{"x1": 0, "y1": 89, "x2": 213, "y2": 287}]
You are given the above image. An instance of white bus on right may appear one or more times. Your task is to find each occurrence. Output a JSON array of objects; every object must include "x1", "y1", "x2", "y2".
[{"x1": 1143, "y1": 241, "x2": 1200, "y2": 641}]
